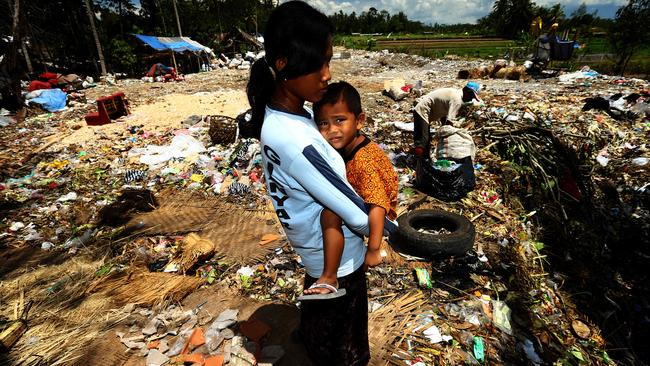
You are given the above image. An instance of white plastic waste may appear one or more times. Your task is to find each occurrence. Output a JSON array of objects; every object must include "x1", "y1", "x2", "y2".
[{"x1": 128, "y1": 135, "x2": 207, "y2": 168}]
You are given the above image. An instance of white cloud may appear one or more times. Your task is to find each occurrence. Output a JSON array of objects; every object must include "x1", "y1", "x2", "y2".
[
  {"x1": 535, "y1": 0, "x2": 625, "y2": 5},
  {"x1": 293, "y1": 0, "x2": 624, "y2": 25}
]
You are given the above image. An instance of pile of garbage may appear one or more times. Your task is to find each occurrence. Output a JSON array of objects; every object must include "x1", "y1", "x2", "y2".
[
  {"x1": 214, "y1": 51, "x2": 265, "y2": 71},
  {"x1": 23, "y1": 72, "x2": 97, "y2": 113},
  {"x1": 1, "y1": 47, "x2": 649, "y2": 365}
]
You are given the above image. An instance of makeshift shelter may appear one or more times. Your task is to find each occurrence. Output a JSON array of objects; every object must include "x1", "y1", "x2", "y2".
[{"x1": 133, "y1": 34, "x2": 215, "y2": 75}]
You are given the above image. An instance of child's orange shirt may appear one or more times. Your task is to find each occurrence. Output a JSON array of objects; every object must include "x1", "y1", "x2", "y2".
[{"x1": 344, "y1": 136, "x2": 398, "y2": 220}]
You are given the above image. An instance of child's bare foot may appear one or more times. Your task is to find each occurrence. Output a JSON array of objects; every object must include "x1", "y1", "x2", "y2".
[{"x1": 303, "y1": 276, "x2": 338, "y2": 295}]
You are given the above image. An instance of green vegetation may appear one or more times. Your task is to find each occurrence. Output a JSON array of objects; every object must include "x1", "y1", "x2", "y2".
[
  {"x1": 336, "y1": 33, "x2": 522, "y2": 60},
  {"x1": 334, "y1": 30, "x2": 650, "y2": 76},
  {"x1": 329, "y1": 7, "x2": 427, "y2": 34},
  {"x1": 608, "y1": 0, "x2": 650, "y2": 73}
]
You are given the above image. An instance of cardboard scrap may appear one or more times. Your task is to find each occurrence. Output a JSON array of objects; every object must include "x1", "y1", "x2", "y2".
[{"x1": 258, "y1": 234, "x2": 280, "y2": 246}]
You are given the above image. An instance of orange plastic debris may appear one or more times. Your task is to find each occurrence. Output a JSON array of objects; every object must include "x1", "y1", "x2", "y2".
[
  {"x1": 204, "y1": 355, "x2": 225, "y2": 366},
  {"x1": 259, "y1": 234, "x2": 280, "y2": 246},
  {"x1": 239, "y1": 318, "x2": 271, "y2": 343}
]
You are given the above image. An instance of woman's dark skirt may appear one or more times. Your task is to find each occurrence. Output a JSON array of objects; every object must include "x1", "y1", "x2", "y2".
[{"x1": 300, "y1": 266, "x2": 370, "y2": 366}]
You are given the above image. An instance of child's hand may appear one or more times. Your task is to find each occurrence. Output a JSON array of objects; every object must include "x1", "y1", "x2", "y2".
[{"x1": 364, "y1": 248, "x2": 383, "y2": 268}]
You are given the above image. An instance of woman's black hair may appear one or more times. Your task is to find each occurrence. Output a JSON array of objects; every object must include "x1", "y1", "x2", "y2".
[
  {"x1": 246, "y1": 1, "x2": 334, "y2": 139},
  {"x1": 313, "y1": 81, "x2": 363, "y2": 120}
]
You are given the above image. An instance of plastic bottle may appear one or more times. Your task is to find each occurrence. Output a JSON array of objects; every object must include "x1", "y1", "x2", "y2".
[{"x1": 63, "y1": 228, "x2": 98, "y2": 249}]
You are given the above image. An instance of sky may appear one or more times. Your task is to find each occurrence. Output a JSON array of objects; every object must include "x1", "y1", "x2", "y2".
[
  {"x1": 132, "y1": 0, "x2": 627, "y2": 25},
  {"x1": 294, "y1": 0, "x2": 628, "y2": 25}
]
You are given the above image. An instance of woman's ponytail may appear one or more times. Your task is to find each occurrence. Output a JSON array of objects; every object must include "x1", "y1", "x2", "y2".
[{"x1": 246, "y1": 58, "x2": 276, "y2": 140}]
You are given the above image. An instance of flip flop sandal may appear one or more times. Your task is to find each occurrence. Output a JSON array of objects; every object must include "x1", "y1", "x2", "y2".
[{"x1": 297, "y1": 283, "x2": 347, "y2": 301}]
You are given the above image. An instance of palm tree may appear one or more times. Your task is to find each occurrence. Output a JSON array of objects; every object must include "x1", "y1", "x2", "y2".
[
  {"x1": 2, "y1": 0, "x2": 26, "y2": 106},
  {"x1": 83, "y1": 0, "x2": 107, "y2": 76},
  {"x1": 172, "y1": 0, "x2": 183, "y2": 37}
]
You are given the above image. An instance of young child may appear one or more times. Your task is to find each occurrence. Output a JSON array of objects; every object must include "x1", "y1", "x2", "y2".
[{"x1": 303, "y1": 81, "x2": 398, "y2": 298}]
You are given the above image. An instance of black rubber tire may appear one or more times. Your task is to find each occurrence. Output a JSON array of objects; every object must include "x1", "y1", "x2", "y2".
[{"x1": 392, "y1": 209, "x2": 475, "y2": 258}]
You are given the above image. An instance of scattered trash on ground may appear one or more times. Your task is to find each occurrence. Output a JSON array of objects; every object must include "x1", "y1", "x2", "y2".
[{"x1": 1, "y1": 47, "x2": 648, "y2": 365}]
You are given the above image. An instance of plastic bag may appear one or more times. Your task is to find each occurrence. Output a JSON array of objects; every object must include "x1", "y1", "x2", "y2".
[
  {"x1": 434, "y1": 125, "x2": 476, "y2": 161},
  {"x1": 128, "y1": 135, "x2": 206, "y2": 168},
  {"x1": 236, "y1": 109, "x2": 256, "y2": 139},
  {"x1": 415, "y1": 156, "x2": 475, "y2": 202}
]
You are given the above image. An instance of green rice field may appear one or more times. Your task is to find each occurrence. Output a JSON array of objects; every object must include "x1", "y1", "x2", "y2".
[{"x1": 334, "y1": 33, "x2": 650, "y2": 76}]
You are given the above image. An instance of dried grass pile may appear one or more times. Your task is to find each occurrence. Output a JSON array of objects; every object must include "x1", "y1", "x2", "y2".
[
  {"x1": 128, "y1": 190, "x2": 283, "y2": 265},
  {"x1": 0, "y1": 257, "x2": 125, "y2": 366},
  {"x1": 87, "y1": 270, "x2": 202, "y2": 307},
  {"x1": 368, "y1": 291, "x2": 433, "y2": 365}
]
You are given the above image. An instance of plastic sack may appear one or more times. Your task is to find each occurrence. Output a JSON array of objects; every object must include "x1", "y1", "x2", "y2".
[
  {"x1": 551, "y1": 40, "x2": 575, "y2": 61},
  {"x1": 434, "y1": 125, "x2": 476, "y2": 161},
  {"x1": 415, "y1": 156, "x2": 475, "y2": 202}
]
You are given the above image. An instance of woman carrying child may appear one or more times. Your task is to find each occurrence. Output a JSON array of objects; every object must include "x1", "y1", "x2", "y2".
[{"x1": 246, "y1": 2, "x2": 395, "y2": 365}]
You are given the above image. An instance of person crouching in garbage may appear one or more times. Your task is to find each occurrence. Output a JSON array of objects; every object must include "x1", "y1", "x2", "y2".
[
  {"x1": 412, "y1": 82, "x2": 480, "y2": 201},
  {"x1": 412, "y1": 81, "x2": 481, "y2": 157}
]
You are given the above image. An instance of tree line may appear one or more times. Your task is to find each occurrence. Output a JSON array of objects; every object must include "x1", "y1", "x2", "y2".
[
  {"x1": 0, "y1": 0, "x2": 275, "y2": 75},
  {"x1": 329, "y1": 8, "x2": 427, "y2": 34}
]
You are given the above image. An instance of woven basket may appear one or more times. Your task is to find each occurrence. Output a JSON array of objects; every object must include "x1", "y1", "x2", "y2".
[{"x1": 207, "y1": 115, "x2": 238, "y2": 145}]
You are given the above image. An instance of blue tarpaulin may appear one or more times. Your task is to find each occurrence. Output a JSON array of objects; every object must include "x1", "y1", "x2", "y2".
[
  {"x1": 133, "y1": 34, "x2": 212, "y2": 54},
  {"x1": 27, "y1": 89, "x2": 67, "y2": 112}
]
